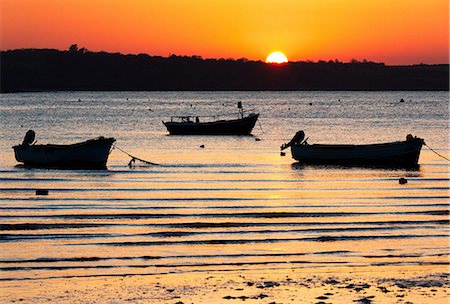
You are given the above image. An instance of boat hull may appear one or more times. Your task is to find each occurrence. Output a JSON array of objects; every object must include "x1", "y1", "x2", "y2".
[
  {"x1": 291, "y1": 138, "x2": 423, "y2": 168},
  {"x1": 164, "y1": 114, "x2": 259, "y2": 135},
  {"x1": 13, "y1": 137, "x2": 115, "y2": 169}
]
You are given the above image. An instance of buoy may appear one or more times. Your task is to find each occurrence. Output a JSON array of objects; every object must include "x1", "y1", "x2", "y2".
[
  {"x1": 399, "y1": 178, "x2": 407, "y2": 185},
  {"x1": 280, "y1": 152, "x2": 286, "y2": 156},
  {"x1": 36, "y1": 189, "x2": 49, "y2": 196},
  {"x1": 199, "y1": 144, "x2": 205, "y2": 148}
]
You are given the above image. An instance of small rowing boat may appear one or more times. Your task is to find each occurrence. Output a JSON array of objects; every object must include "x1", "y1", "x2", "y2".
[
  {"x1": 13, "y1": 130, "x2": 115, "y2": 169},
  {"x1": 281, "y1": 131, "x2": 424, "y2": 168}
]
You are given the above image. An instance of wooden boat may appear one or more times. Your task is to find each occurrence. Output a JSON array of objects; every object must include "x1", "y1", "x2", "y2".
[
  {"x1": 163, "y1": 102, "x2": 259, "y2": 135},
  {"x1": 281, "y1": 131, "x2": 424, "y2": 167},
  {"x1": 13, "y1": 130, "x2": 115, "y2": 169}
]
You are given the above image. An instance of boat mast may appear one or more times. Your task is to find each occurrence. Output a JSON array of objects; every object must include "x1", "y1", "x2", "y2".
[{"x1": 237, "y1": 101, "x2": 243, "y2": 119}]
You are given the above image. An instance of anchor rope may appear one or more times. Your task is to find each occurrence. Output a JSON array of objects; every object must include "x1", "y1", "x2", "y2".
[
  {"x1": 257, "y1": 120, "x2": 264, "y2": 134},
  {"x1": 424, "y1": 142, "x2": 450, "y2": 162},
  {"x1": 112, "y1": 144, "x2": 159, "y2": 166}
]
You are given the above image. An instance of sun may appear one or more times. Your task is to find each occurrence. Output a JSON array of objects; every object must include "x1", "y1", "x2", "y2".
[{"x1": 266, "y1": 52, "x2": 288, "y2": 64}]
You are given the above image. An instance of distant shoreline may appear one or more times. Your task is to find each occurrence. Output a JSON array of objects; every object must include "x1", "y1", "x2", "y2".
[
  {"x1": 1, "y1": 48, "x2": 448, "y2": 92},
  {"x1": 2, "y1": 89, "x2": 450, "y2": 94}
]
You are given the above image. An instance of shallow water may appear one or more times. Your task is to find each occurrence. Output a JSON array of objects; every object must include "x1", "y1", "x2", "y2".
[{"x1": 0, "y1": 91, "x2": 448, "y2": 282}]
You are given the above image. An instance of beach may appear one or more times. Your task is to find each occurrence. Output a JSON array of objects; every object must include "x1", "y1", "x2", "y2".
[
  {"x1": 2, "y1": 267, "x2": 449, "y2": 303},
  {"x1": 0, "y1": 91, "x2": 448, "y2": 303}
]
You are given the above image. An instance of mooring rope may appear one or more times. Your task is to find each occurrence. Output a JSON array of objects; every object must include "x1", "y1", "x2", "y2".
[
  {"x1": 112, "y1": 144, "x2": 159, "y2": 166},
  {"x1": 257, "y1": 120, "x2": 264, "y2": 133},
  {"x1": 424, "y1": 142, "x2": 450, "y2": 162}
]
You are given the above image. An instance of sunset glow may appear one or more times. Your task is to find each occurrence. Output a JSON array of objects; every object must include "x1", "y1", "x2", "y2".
[
  {"x1": 266, "y1": 52, "x2": 288, "y2": 64},
  {"x1": 1, "y1": 0, "x2": 448, "y2": 64}
]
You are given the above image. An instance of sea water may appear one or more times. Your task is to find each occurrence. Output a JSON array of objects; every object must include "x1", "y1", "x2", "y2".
[{"x1": 0, "y1": 91, "x2": 448, "y2": 281}]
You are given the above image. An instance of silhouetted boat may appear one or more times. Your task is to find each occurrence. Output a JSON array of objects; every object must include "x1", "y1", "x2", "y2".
[
  {"x1": 163, "y1": 102, "x2": 259, "y2": 135},
  {"x1": 281, "y1": 131, "x2": 424, "y2": 167},
  {"x1": 13, "y1": 130, "x2": 115, "y2": 169}
]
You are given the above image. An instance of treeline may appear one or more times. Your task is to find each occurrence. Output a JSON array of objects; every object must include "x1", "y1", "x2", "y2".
[{"x1": 1, "y1": 47, "x2": 448, "y2": 92}]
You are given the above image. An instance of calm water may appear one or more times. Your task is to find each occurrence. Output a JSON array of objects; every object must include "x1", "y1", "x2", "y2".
[{"x1": 0, "y1": 91, "x2": 448, "y2": 281}]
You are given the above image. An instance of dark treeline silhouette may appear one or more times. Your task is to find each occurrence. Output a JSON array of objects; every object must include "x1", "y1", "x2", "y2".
[{"x1": 1, "y1": 47, "x2": 448, "y2": 92}]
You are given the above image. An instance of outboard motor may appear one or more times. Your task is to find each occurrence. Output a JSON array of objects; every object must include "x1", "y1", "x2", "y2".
[
  {"x1": 291, "y1": 130, "x2": 305, "y2": 145},
  {"x1": 22, "y1": 130, "x2": 35, "y2": 146},
  {"x1": 281, "y1": 130, "x2": 306, "y2": 150}
]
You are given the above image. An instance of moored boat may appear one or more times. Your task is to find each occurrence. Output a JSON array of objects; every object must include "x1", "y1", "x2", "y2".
[
  {"x1": 163, "y1": 102, "x2": 259, "y2": 135},
  {"x1": 13, "y1": 130, "x2": 115, "y2": 169},
  {"x1": 281, "y1": 131, "x2": 424, "y2": 167}
]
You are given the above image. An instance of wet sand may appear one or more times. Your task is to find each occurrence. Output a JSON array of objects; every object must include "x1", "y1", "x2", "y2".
[{"x1": 2, "y1": 266, "x2": 449, "y2": 303}]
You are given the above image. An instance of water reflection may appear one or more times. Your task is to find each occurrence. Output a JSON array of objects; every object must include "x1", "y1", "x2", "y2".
[{"x1": 290, "y1": 162, "x2": 421, "y2": 171}]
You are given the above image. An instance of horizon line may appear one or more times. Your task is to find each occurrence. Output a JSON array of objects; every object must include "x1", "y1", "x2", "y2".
[{"x1": 2, "y1": 47, "x2": 449, "y2": 67}]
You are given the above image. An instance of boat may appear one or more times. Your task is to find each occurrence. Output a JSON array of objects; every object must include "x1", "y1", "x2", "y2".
[
  {"x1": 163, "y1": 102, "x2": 259, "y2": 135},
  {"x1": 281, "y1": 131, "x2": 424, "y2": 167},
  {"x1": 13, "y1": 130, "x2": 115, "y2": 169}
]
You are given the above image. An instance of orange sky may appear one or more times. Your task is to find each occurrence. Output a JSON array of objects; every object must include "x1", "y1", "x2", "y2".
[{"x1": 1, "y1": 0, "x2": 449, "y2": 64}]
